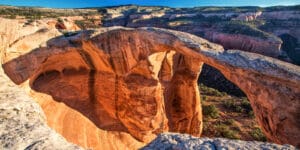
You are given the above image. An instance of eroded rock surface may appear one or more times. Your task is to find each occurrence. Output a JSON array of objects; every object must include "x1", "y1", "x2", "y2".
[
  {"x1": 0, "y1": 46, "x2": 82, "y2": 150},
  {"x1": 1, "y1": 19, "x2": 300, "y2": 149},
  {"x1": 142, "y1": 133, "x2": 296, "y2": 150}
]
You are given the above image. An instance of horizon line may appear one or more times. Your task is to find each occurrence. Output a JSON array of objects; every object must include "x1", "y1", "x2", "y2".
[{"x1": 0, "y1": 4, "x2": 299, "y2": 9}]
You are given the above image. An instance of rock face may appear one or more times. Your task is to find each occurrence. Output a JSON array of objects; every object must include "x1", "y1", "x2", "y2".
[
  {"x1": 203, "y1": 31, "x2": 282, "y2": 57},
  {"x1": 0, "y1": 71, "x2": 83, "y2": 150},
  {"x1": 1, "y1": 21, "x2": 300, "y2": 150},
  {"x1": 234, "y1": 11, "x2": 262, "y2": 21},
  {"x1": 142, "y1": 133, "x2": 296, "y2": 150},
  {"x1": 0, "y1": 39, "x2": 82, "y2": 150}
]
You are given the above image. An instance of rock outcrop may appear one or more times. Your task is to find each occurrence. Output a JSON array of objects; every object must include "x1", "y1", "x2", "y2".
[
  {"x1": 142, "y1": 133, "x2": 296, "y2": 150},
  {"x1": 0, "y1": 38, "x2": 82, "y2": 150},
  {"x1": 1, "y1": 21, "x2": 300, "y2": 150},
  {"x1": 203, "y1": 31, "x2": 282, "y2": 57},
  {"x1": 234, "y1": 11, "x2": 262, "y2": 21}
]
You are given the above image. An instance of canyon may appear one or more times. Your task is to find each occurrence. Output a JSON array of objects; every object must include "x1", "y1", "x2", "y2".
[{"x1": 0, "y1": 5, "x2": 300, "y2": 150}]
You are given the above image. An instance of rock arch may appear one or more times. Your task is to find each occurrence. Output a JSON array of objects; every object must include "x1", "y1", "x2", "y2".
[{"x1": 2, "y1": 27, "x2": 300, "y2": 149}]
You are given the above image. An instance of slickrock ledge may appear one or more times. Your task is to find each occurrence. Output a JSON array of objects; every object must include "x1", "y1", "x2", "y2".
[
  {"x1": 142, "y1": 133, "x2": 296, "y2": 150},
  {"x1": 1, "y1": 21, "x2": 299, "y2": 149}
]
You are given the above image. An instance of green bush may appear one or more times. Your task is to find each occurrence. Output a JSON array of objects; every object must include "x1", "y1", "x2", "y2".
[
  {"x1": 241, "y1": 97, "x2": 252, "y2": 112},
  {"x1": 215, "y1": 124, "x2": 240, "y2": 139},
  {"x1": 57, "y1": 18, "x2": 64, "y2": 23},
  {"x1": 223, "y1": 98, "x2": 254, "y2": 113},
  {"x1": 202, "y1": 104, "x2": 219, "y2": 119},
  {"x1": 223, "y1": 99, "x2": 242, "y2": 112},
  {"x1": 248, "y1": 110, "x2": 255, "y2": 118},
  {"x1": 224, "y1": 119, "x2": 235, "y2": 125},
  {"x1": 201, "y1": 95, "x2": 207, "y2": 102},
  {"x1": 199, "y1": 84, "x2": 227, "y2": 97},
  {"x1": 250, "y1": 127, "x2": 267, "y2": 141}
]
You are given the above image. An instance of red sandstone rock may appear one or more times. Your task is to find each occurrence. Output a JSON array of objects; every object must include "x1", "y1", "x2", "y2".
[{"x1": 1, "y1": 19, "x2": 300, "y2": 149}]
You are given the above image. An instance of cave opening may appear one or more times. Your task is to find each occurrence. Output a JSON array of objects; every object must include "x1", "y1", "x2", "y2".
[{"x1": 198, "y1": 64, "x2": 266, "y2": 141}]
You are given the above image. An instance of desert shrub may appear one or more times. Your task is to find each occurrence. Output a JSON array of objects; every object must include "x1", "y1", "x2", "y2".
[
  {"x1": 199, "y1": 84, "x2": 227, "y2": 97},
  {"x1": 223, "y1": 97, "x2": 254, "y2": 113},
  {"x1": 215, "y1": 124, "x2": 240, "y2": 139},
  {"x1": 247, "y1": 110, "x2": 255, "y2": 118},
  {"x1": 75, "y1": 20, "x2": 86, "y2": 29},
  {"x1": 8, "y1": 15, "x2": 16, "y2": 19},
  {"x1": 241, "y1": 97, "x2": 252, "y2": 112},
  {"x1": 62, "y1": 31, "x2": 79, "y2": 37},
  {"x1": 201, "y1": 95, "x2": 207, "y2": 102},
  {"x1": 224, "y1": 119, "x2": 235, "y2": 125},
  {"x1": 57, "y1": 18, "x2": 64, "y2": 23},
  {"x1": 223, "y1": 99, "x2": 242, "y2": 113},
  {"x1": 202, "y1": 104, "x2": 219, "y2": 119},
  {"x1": 250, "y1": 127, "x2": 267, "y2": 141}
]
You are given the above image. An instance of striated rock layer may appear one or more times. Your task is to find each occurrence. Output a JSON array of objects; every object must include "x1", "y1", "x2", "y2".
[{"x1": 1, "y1": 20, "x2": 300, "y2": 149}]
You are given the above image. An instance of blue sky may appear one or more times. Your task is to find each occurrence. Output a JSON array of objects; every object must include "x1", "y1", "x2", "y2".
[{"x1": 0, "y1": 0, "x2": 299, "y2": 8}]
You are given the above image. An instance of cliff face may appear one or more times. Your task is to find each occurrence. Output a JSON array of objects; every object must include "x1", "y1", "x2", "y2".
[
  {"x1": 203, "y1": 31, "x2": 281, "y2": 57},
  {"x1": 1, "y1": 17, "x2": 300, "y2": 150}
]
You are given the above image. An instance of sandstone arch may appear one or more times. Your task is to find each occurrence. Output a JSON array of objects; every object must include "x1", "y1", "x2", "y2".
[{"x1": 2, "y1": 27, "x2": 300, "y2": 149}]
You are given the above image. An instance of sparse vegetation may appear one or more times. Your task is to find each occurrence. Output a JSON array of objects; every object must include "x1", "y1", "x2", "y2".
[
  {"x1": 202, "y1": 104, "x2": 219, "y2": 119},
  {"x1": 74, "y1": 20, "x2": 86, "y2": 29},
  {"x1": 215, "y1": 124, "x2": 240, "y2": 139},
  {"x1": 218, "y1": 20, "x2": 278, "y2": 40},
  {"x1": 250, "y1": 127, "x2": 267, "y2": 141},
  {"x1": 0, "y1": 6, "x2": 98, "y2": 19},
  {"x1": 223, "y1": 97, "x2": 253, "y2": 115},
  {"x1": 199, "y1": 83, "x2": 265, "y2": 141},
  {"x1": 199, "y1": 84, "x2": 227, "y2": 97},
  {"x1": 62, "y1": 31, "x2": 80, "y2": 37},
  {"x1": 74, "y1": 19, "x2": 100, "y2": 29}
]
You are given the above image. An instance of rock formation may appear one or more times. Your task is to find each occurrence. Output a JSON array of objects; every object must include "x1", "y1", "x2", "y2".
[
  {"x1": 0, "y1": 29, "x2": 82, "y2": 149},
  {"x1": 1, "y1": 17, "x2": 300, "y2": 150},
  {"x1": 142, "y1": 133, "x2": 296, "y2": 150},
  {"x1": 203, "y1": 31, "x2": 282, "y2": 57}
]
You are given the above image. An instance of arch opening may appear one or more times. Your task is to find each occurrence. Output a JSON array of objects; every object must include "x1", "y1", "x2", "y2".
[{"x1": 197, "y1": 65, "x2": 266, "y2": 141}]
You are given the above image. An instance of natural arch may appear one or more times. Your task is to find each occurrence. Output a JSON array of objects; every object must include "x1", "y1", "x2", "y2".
[{"x1": 2, "y1": 27, "x2": 300, "y2": 149}]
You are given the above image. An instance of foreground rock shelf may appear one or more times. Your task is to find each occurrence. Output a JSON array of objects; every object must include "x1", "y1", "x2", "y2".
[
  {"x1": 1, "y1": 18, "x2": 299, "y2": 149},
  {"x1": 142, "y1": 133, "x2": 296, "y2": 150}
]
